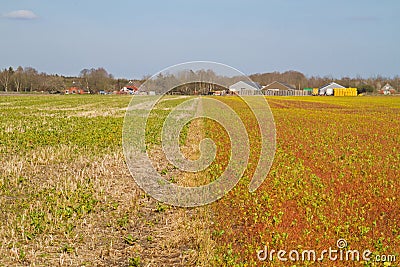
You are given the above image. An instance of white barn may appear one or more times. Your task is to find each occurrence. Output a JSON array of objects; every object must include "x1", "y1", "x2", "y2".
[
  {"x1": 229, "y1": 81, "x2": 262, "y2": 95},
  {"x1": 319, "y1": 82, "x2": 345, "y2": 96}
]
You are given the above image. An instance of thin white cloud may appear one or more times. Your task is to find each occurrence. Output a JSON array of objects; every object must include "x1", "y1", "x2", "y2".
[{"x1": 3, "y1": 10, "x2": 38, "y2": 20}]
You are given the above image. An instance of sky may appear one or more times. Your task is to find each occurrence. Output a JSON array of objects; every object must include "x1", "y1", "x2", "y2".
[{"x1": 1, "y1": 0, "x2": 399, "y2": 79}]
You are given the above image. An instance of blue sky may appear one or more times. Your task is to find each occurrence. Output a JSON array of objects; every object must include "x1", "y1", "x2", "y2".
[{"x1": 1, "y1": 0, "x2": 399, "y2": 79}]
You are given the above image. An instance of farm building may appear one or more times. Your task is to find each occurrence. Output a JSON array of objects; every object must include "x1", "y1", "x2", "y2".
[
  {"x1": 65, "y1": 86, "x2": 89, "y2": 95},
  {"x1": 229, "y1": 81, "x2": 262, "y2": 95},
  {"x1": 120, "y1": 84, "x2": 139, "y2": 95},
  {"x1": 318, "y1": 82, "x2": 345, "y2": 96},
  {"x1": 262, "y1": 81, "x2": 309, "y2": 96},
  {"x1": 119, "y1": 80, "x2": 140, "y2": 95},
  {"x1": 379, "y1": 83, "x2": 396, "y2": 95},
  {"x1": 262, "y1": 81, "x2": 294, "y2": 96},
  {"x1": 262, "y1": 81, "x2": 295, "y2": 91}
]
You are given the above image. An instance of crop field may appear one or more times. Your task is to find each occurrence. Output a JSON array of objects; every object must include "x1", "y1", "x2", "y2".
[
  {"x1": 210, "y1": 96, "x2": 400, "y2": 266},
  {"x1": 0, "y1": 95, "x2": 399, "y2": 266}
]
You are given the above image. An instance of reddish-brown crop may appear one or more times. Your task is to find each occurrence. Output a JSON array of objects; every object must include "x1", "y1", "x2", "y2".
[{"x1": 210, "y1": 96, "x2": 399, "y2": 266}]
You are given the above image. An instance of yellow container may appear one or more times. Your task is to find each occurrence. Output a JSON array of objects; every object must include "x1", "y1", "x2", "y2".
[{"x1": 334, "y1": 88, "x2": 357, "y2": 96}]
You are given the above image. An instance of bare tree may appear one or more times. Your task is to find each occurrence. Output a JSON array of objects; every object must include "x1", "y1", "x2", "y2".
[
  {"x1": 13, "y1": 66, "x2": 25, "y2": 92},
  {"x1": 24, "y1": 67, "x2": 38, "y2": 91},
  {"x1": 79, "y1": 67, "x2": 113, "y2": 93},
  {"x1": 0, "y1": 67, "x2": 14, "y2": 92}
]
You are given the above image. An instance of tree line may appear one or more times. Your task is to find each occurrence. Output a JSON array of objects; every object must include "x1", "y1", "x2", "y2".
[
  {"x1": 0, "y1": 67, "x2": 398, "y2": 93},
  {"x1": 0, "y1": 66, "x2": 143, "y2": 94}
]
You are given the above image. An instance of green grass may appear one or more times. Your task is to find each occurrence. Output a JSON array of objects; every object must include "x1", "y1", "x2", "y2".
[
  {"x1": 0, "y1": 94, "x2": 213, "y2": 266},
  {"x1": 0, "y1": 95, "x2": 133, "y2": 265}
]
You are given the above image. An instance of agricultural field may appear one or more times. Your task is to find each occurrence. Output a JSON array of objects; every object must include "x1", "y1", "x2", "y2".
[
  {"x1": 0, "y1": 94, "x2": 399, "y2": 266},
  {"x1": 211, "y1": 96, "x2": 400, "y2": 266}
]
